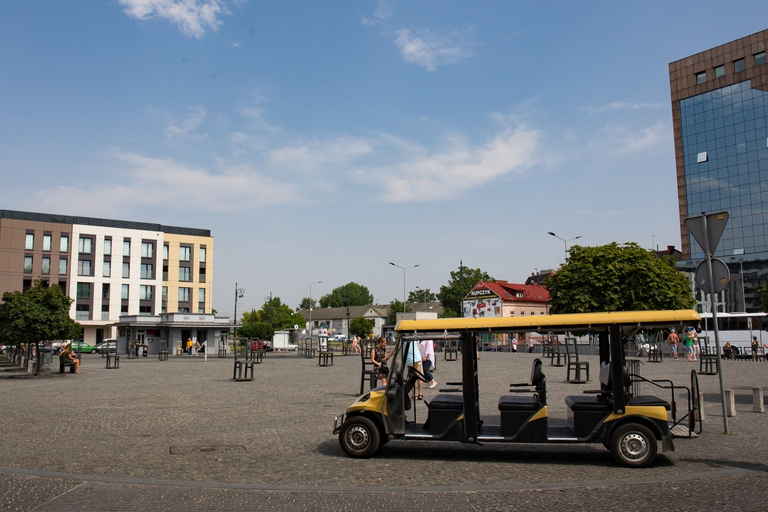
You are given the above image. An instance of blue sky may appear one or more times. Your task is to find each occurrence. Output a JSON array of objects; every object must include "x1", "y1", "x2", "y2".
[{"x1": 1, "y1": 1, "x2": 766, "y2": 317}]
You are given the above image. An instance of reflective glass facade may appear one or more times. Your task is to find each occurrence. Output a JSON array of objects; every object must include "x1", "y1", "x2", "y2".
[{"x1": 680, "y1": 80, "x2": 768, "y2": 259}]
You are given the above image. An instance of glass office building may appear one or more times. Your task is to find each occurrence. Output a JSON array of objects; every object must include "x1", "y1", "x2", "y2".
[{"x1": 670, "y1": 30, "x2": 768, "y2": 312}]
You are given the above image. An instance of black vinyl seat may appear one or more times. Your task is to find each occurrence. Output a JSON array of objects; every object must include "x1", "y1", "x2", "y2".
[
  {"x1": 499, "y1": 395, "x2": 541, "y2": 411},
  {"x1": 427, "y1": 394, "x2": 463, "y2": 410}
]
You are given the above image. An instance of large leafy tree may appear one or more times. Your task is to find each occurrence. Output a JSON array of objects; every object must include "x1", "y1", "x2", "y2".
[
  {"x1": 319, "y1": 282, "x2": 373, "y2": 308},
  {"x1": 546, "y1": 242, "x2": 695, "y2": 314},
  {"x1": 242, "y1": 296, "x2": 304, "y2": 331},
  {"x1": 297, "y1": 297, "x2": 317, "y2": 310},
  {"x1": 350, "y1": 317, "x2": 374, "y2": 338},
  {"x1": 387, "y1": 300, "x2": 411, "y2": 324},
  {"x1": 237, "y1": 321, "x2": 274, "y2": 341},
  {"x1": 0, "y1": 280, "x2": 81, "y2": 373},
  {"x1": 438, "y1": 264, "x2": 493, "y2": 318},
  {"x1": 408, "y1": 288, "x2": 437, "y2": 303}
]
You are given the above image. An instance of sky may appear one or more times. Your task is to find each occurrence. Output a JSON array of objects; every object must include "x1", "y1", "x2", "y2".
[{"x1": 1, "y1": 1, "x2": 766, "y2": 318}]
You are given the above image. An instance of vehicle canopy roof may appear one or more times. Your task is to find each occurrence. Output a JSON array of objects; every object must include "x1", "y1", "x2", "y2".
[{"x1": 394, "y1": 310, "x2": 701, "y2": 334}]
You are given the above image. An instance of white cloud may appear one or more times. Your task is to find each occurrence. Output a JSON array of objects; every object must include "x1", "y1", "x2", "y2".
[
  {"x1": 356, "y1": 125, "x2": 540, "y2": 202},
  {"x1": 118, "y1": 0, "x2": 230, "y2": 38},
  {"x1": 165, "y1": 105, "x2": 207, "y2": 140},
  {"x1": 361, "y1": 0, "x2": 393, "y2": 26},
  {"x1": 31, "y1": 150, "x2": 297, "y2": 215},
  {"x1": 268, "y1": 137, "x2": 374, "y2": 172},
  {"x1": 394, "y1": 28, "x2": 475, "y2": 71},
  {"x1": 608, "y1": 122, "x2": 669, "y2": 157}
]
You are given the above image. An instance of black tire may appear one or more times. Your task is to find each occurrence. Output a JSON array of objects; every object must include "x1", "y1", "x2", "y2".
[
  {"x1": 339, "y1": 416, "x2": 381, "y2": 458},
  {"x1": 609, "y1": 423, "x2": 657, "y2": 467},
  {"x1": 91, "y1": 349, "x2": 98, "y2": 354}
]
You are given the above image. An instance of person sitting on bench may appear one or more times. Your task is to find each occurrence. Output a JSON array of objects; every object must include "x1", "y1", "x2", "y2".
[{"x1": 60, "y1": 341, "x2": 80, "y2": 374}]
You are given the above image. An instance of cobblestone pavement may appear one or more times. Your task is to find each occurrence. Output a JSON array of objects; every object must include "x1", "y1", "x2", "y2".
[{"x1": 1, "y1": 350, "x2": 767, "y2": 510}]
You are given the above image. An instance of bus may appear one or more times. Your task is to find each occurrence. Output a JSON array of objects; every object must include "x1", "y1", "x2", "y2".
[{"x1": 699, "y1": 312, "x2": 768, "y2": 355}]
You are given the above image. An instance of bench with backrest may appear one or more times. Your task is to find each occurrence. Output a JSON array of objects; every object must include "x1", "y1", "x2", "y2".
[
  {"x1": 359, "y1": 342, "x2": 377, "y2": 394},
  {"x1": 59, "y1": 354, "x2": 78, "y2": 373}
]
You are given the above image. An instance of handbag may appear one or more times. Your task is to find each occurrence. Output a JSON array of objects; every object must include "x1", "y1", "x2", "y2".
[{"x1": 379, "y1": 362, "x2": 389, "y2": 375}]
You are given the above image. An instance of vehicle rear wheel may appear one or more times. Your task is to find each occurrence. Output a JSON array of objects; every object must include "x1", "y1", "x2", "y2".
[
  {"x1": 91, "y1": 349, "x2": 98, "y2": 354},
  {"x1": 610, "y1": 423, "x2": 657, "y2": 467},
  {"x1": 339, "y1": 416, "x2": 380, "y2": 458}
]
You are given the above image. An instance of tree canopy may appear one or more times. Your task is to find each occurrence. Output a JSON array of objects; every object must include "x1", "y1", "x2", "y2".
[
  {"x1": 387, "y1": 299, "x2": 411, "y2": 324},
  {"x1": 408, "y1": 288, "x2": 437, "y2": 304},
  {"x1": 438, "y1": 264, "x2": 493, "y2": 318},
  {"x1": 237, "y1": 321, "x2": 274, "y2": 341},
  {"x1": 350, "y1": 317, "x2": 374, "y2": 338},
  {"x1": 546, "y1": 242, "x2": 695, "y2": 314},
  {"x1": 318, "y1": 282, "x2": 373, "y2": 308},
  {"x1": 241, "y1": 296, "x2": 304, "y2": 333}
]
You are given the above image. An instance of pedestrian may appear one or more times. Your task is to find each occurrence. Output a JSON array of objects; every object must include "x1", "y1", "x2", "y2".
[
  {"x1": 371, "y1": 337, "x2": 394, "y2": 386},
  {"x1": 419, "y1": 339, "x2": 437, "y2": 390},
  {"x1": 525, "y1": 334, "x2": 534, "y2": 353},
  {"x1": 683, "y1": 328, "x2": 695, "y2": 362},
  {"x1": 667, "y1": 329, "x2": 679, "y2": 360},
  {"x1": 723, "y1": 342, "x2": 733, "y2": 359},
  {"x1": 186, "y1": 338, "x2": 193, "y2": 356},
  {"x1": 194, "y1": 340, "x2": 201, "y2": 356},
  {"x1": 752, "y1": 336, "x2": 759, "y2": 361},
  {"x1": 405, "y1": 338, "x2": 424, "y2": 400},
  {"x1": 60, "y1": 341, "x2": 80, "y2": 374},
  {"x1": 351, "y1": 336, "x2": 360, "y2": 354}
]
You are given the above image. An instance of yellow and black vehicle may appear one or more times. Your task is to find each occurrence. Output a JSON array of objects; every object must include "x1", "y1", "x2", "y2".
[{"x1": 333, "y1": 310, "x2": 703, "y2": 467}]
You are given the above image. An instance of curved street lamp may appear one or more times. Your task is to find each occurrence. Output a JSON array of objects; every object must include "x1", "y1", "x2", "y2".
[
  {"x1": 233, "y1": 283, "x2": 245, "y2": 336},
  {"x1": 548, "y1": 232, "x2": 582, "y2": 261},
  {"x1": 390, "y1": 262, "x2": 420, "y2": 313}
]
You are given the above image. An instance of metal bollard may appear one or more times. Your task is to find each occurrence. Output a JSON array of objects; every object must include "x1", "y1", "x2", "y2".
[
  {"x1": 753, "y1": 387, "x2": 765, "y2": 413},
  {"x1": 724, "y1": 389, "x2": 736, "y2": 417}
]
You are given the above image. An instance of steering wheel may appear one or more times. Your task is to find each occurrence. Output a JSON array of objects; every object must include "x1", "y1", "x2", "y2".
[{"x1": 408, "y1": 365, "x2": 430, "y2": 383}]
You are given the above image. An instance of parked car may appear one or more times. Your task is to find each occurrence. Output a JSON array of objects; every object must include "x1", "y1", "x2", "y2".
[
  {"x1": 96, "y1": 340, "x2": 117, "y2": 354},
  {"x1": 328, "y1": 335, "x2": 347, "y2": 343},
  {"x1": 251, "y1": 340, "x2": 272, "y2": 351},
  {"x1": 71, "y1": 341, "x2": 99, "y2": 354}
]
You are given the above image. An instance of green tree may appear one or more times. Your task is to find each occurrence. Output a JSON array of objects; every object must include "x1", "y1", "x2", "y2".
[
  {"x1": 350, "y1": 317, "x2": 374, "y2": 338},
  {"x1": 241, "y1": 297, "x2": 304, "y2": 332},
  {"x1": 297, "y1": 297, "x2": 317, "y2": 310},
  {"x1": 760, "y1": 281, "x2": 768, "y2": 313},
  {"x1": 0, "y1": 280, "x2": 81, "y2": 373},
  {"x1": 319, "y1": 282, "x2": 373, "y2": 308},
  {"x1": 546, "y1": 242, "x2": 695, "y2": 314},
  {"x1": 438, "y1": 264, "x2": 493, "y2": 318},
  {"x1": 408, "y1": 288, "x2": 437, "y2": 303},
  {"x1": 237, "y1": 321, "x2": 274, "y2": 341}
]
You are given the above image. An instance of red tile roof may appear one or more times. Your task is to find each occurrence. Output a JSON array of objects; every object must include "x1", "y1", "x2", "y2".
[{"x1": 466, "y1": 280, "x2": 549, "y2": 304}]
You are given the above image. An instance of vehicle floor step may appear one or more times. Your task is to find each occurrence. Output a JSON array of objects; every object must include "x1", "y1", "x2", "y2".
[{"x1": 670, "y1": 424, "x2": 698, "y2": 438}]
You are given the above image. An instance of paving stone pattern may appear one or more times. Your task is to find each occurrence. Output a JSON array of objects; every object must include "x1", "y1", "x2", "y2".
[{"x1": 1, "y1": 350, "x2": 767, "y2": 510}]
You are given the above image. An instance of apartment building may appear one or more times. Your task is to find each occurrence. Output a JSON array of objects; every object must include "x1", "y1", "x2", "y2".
[{"x1": 0, "y1": 210, "x2": 213, "y2": 344}]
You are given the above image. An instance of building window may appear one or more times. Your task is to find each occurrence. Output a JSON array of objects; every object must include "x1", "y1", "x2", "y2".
[
  {"x1": 714, "y1": 65, "x2": 725, "y2": 78},
  {"x1": 179, "y1": 307, "x2": 190, "y2": 313},
  {"x1": 199, "y1": 247, "x2": 206, "y2": 263},
  {"x1": 162, "y1": 286, "x2": 168, "y2": 302},
  {"x1": 141, "y1": 263, "x2": 154, "y2": 279},
  {"x1": 123, "y1": 240, "x2": 131, "y2": 257},
  {"x1": 122, "y1": 262, "x2": 130, "y2": 278},
  {"x1": 199, "y1": 266, "x2": 206, "y2": 283},
  {"x1": 59, "y1": 258, "x2": 67, "y2": 275},
  {"x1": 139, "y1": 305, "x2": 152, "y2": 314},
  {"x1": 697, "y1": 151, "x2": 708, "y2": 163},
  {"x1": 25, "y1": 233, "x2": 34, "y2": 250},
  {"x1": 104, "y1": 238, "x2": 112, "y2": 255},
  {"x1": 696, "y1": 71, "x2": 706, "y2": 84},
  {"x1": 199, "y1": 288, "x2": 205, "y2": 303},
  {"x1": 141, "y1": 242, "x2": 154, "y2": 258},
  {"x1": 163, "y1": 244, "x2": 169, "y2": 260},
  {"x1": 75, "y1": 304, "x2": 90, "y2": 321},
  {"x1": 78, "y1": 237, "x2": 92, "y2": 254},
  {"x1": 163, "y1": 264, "x2": 168, "y2": 281},
  {"x1": 121, "y1": 304, "x2": 129, "y2": 313},
  {"x1": 140, "y1": 285, "x2": 154, "y2": 300},
  {"x1": 103, "y1": 283, "x2": 110, "y2": 299},
  {"x1": 23, "y1": 256, "x2": 33, "y2": 273},
  {"x1": 43, "y1": 234, "x2": 52, "y2": 252},
  {"x1": 101, "y1": 304, "x2": 110, "y2": 321},
  {"x1": 178, "y1": 287, "x2": 191, "y2": 302},
  {"x1": 755, "y1": 51, "x2": 766, "y2": 66},
  {"x1": 734, "y1": 58, "x2": 746, "y2": 72},
  {"x1": 121, "y1": 284, "x2": 129, "y2": 299},
  {"x1": 179, "y1": 246, "x2": 191, "y2": 262},
  {"x1": 76, "y1": 282, "x2": 90, "y2": 299},
  {"x1": 77, "y1": 259, "x2": 92, "y2": 276},
  {"x1": 41, "y1": 257, "x2": 50, "y2": 275},
  {"x1": 60, "y1": 235, "x2": 69, "y2": 253},
  {"x1": 103, "y1": 261, "x2": 111, "y2": 277},
  {"x1": 179, "y1": 267, "x2": 191, "y2": 282}
]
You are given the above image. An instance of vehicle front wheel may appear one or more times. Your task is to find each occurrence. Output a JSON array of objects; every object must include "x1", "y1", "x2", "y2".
[
  {"x1": 609, "y1": 423, "x2": 657, "y2": 467},
  {"x1": 339, "y1": 416, "x2": 381, "y2": 458},
  {"x1": 91, "y1": 349, "x2": 98, "y2": 354}
]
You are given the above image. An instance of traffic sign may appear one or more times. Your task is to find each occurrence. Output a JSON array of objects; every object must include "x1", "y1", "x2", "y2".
[
  {"x1": 684, "y1": 211, "x2": 729, "y2": 255},
  {"x1": 694, "y1": 258, "x2": 730, "y2": 294}
]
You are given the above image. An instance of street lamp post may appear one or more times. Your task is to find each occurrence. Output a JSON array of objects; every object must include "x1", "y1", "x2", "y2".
[
  {"x1": 309, "y1": 281, "x2": 322, "y2": 342},
  {"x1": 233, "y1": 283, "x2": 245, "y2": 336},
  {"x1": 730, "y1": 257, "x2": 746, "y2": 312},
  {"x1": 389, "y1": 262, "x2": 420, "y2": 313},
  {"x1": 548, "y1": 232, "x2": 582, "y2": 261}
]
